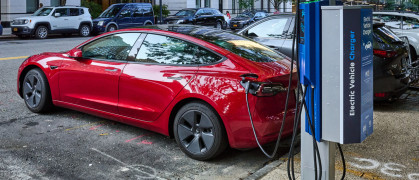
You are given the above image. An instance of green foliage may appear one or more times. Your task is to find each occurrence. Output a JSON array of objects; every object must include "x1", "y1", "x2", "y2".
[
  {"x1": 153, "y1": 4, "x2": 170, "y2": 18},
  {"x1": 81, "y1": 0, "x2": 102, "y2": 19},
  {"x1": 238, "y1": 0, "x2": 258, "y2": 10}
]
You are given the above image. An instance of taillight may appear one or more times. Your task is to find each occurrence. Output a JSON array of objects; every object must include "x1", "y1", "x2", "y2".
[
  {"x1": 373, "y1": 49, "x2": 397, "y2": 58},
  {"x1": 253, "y1": 82, "x2": 287, "y2": 96},
  {"x1": 374, "y1": 93, "x2": 388, "y2": 97}
]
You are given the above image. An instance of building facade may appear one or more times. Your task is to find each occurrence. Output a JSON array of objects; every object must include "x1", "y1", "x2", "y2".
[
  {"x1": 1, "y1": 0, "x2": 81, "y2": 27},
  {"x1": 1, "y1": 0, "x2": 291, "y2": 27}
]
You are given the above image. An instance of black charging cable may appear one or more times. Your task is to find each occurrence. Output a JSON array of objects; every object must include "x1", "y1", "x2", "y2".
[{"x1": 337, "y1": 143, "x2": 346, "y2": 180}]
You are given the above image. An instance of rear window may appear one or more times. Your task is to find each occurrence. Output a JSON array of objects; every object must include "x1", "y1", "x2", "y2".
[
  {"x1": 190, "y1": 30, "x2": 284, "y2": 62},
  {"x1": 373, "y1": 25, "x2": 402, "y2": 44}
]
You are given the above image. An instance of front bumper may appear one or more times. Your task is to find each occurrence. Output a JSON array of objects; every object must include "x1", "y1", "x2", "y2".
[
  {"x1": 230, "y1": 22, "x2": 245, "y2": 29},
  {"x1": 11, "y1": 26, "x2": 35, "y2": 35},
  {"x1": 92, "y1": 24, "x2": 106, "y2": 33}
]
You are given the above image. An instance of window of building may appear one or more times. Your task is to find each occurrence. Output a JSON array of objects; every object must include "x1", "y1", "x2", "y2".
[
  {"x1": 26, "y1": 0, "x2": 39, "y2": 13},
  {"x1": 82, "y1": 33, "x2": 141, "y2": 60},
  {"x1": 205, "y1": 0, "x2": 211, "y2": 8},
  {"x1": 196, "y1": 0, "x2": 201, "y2": 8}
]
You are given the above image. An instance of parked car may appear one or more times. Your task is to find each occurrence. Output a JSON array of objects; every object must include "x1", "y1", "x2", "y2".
[
  {"x1": 92, "y1": 3, "x2": 154, "y2": 34},
  {"x1": 0, "y1": 20, "x2": 3, "y2": 36},
  {"x1": 238, "y1": 15, "x2": 409, "y2": 101},
  {"x1": 373, "y1": 12, "x2": 419, "y2": 61},
  {"x1": 229, "y1": 11, "x2": 268, "y2": 30},
  {"x1": 11, "y1": 6, "x2": 92, "y2": 39},
  {"x1": 17, "y1": 25, "x2": 297, "y2": 160},
  {"x1": 163, "y1": 8, "x2": 227, "y2": 29}
]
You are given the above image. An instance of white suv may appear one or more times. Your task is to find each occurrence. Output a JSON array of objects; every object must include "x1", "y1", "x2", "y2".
[
  {"x1": 11, "y1": 6, "x2": 92, "y2": 39},
  {"x1": 373, "y1": 12, "x2": 419, "y2": 61}
]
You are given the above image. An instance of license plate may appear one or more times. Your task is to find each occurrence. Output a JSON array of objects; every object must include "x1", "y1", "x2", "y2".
[
  {"x1": 233, "y1": 24, "x2": 237, "y2": 27},
  {"x1": 13, "y1": 28, "x2": 18, "y2": 31}
]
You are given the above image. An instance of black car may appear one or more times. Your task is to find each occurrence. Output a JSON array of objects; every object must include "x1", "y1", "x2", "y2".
[
  {"x1": 238, "y1": 15, "x2": 410, "y2": 101},
  {"x1": 230, "y1": 11, "x2": 268, "y2": 30},
  {"x1": 164, "y1": 8, "x2": 227, "y2": 29}
]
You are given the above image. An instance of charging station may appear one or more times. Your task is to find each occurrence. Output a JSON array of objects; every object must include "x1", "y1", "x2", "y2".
[{"x1": 298, "y1": 2, "x2": 373, "y2": 179}]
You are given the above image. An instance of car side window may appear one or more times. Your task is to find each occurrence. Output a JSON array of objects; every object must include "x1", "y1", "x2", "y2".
[
  {"x1": 203, "y1": 10, "x2": 213, "y2": 15},
  {"x1": 196, "y1": 47, "x2": 222, "y2": 64},
  {"x1": 143, "y1": 7, "x2": 153, "y2": 16},
  {"x1": 380, "y1": 15, "x2": 402, "y2": 29},
  {"x1": 54, "y1": 8, "x2": 68, "y2": 16},
  {"x1": 135, "y1": 34, "x2": 201, "y2": 65},
  {"x1": 196, "y1": 9, "x2": 205, "y2": 16},
  {"x1": 80, "y1": 9, "x2": 84, "y2": 15},
  {"x1": 69, "y1": 8, "x2": 79, "y2": 16},
  {"x1": 247, "y1": 18, "x2": 288, "y2": 38},
  {"x1": 82, "y1": 33, "x2": 141, "y2": 61},
  {"x1": 119, "y1": 8, "x2": 132, "y2": 18},
  {"x1": 133, "y1": 6, "x2": 143, "y2": 17}
]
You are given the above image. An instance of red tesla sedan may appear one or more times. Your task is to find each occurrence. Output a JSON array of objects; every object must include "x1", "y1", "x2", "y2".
[{"x1": 17, "y1": 25, "x2": 297, "y2": 160}]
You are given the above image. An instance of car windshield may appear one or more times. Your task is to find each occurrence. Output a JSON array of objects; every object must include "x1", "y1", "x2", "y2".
[
  {"x1": 99, "y1": 5, "x2": 123, "y2": 18},
  {"x1": 175, "y1": 10, "x2": 196, "y2": 17},
  {"x1": 32, "y1": 8, "x2": 53, "y2": 16}
]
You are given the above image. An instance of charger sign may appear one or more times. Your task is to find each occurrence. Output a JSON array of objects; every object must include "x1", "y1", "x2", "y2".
[{"x1": 343, "y1": 9, "x2": 374, "y2": 143}]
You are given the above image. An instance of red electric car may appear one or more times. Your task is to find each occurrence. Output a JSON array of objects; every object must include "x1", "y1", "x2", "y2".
[{"x1": 17, "y1": 25, "x2": 297, "y2": 160}]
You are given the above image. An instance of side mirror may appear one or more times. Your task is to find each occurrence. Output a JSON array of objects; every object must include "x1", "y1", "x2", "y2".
[
  {"x1": 68, "y1": 49, "x2": 83, "y2": 59},
  {"x1": 54, "y1": 13, "x2": 61, "y2": 17},
  {"x1": 194, "y1": 14, "x2": 200, "y2": 18}
]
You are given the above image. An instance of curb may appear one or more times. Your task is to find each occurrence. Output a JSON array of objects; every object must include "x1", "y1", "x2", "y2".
[{"x1": 244, "y1": 158, "x2": 287, "y2": 180}]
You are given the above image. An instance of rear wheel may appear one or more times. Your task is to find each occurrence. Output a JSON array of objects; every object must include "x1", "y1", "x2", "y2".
[
  {"x1": 22, "y1": 68, "x2": 53, "y2": 113},
  {"x1": 174, "y1": 102, "x2": 227, "y2": 160},
  {"x1": 79, "y1": 24, "x2": 91, "y2": 37},
  {"x1": 35, "y1": 26, "x2": 48, "y2": 39},
  {"x1": 215, "y1": 22, "x2": 222, "y2": 29}
]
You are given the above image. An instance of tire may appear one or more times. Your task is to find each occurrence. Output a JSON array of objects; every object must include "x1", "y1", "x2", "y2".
[
  {"x1": 79, "y1": 24, "x2": 91, "y2": 37},
  {"x1": 173, "y1": 102, "x2": 228, "y2": 160},
  {"x1": 215, "y1": 21, "x2": 222, "y2": 30},
  {"x1": 35, "y1": 26, "x2": 48, "y2": 39},
  {"x1": 22, "y1": 68, "x2": 53, "y2": 113},
  {"x1": 409, "y1": 45, "x2": 418, "y2": 66},
  {"x1": 107, "y1": 25, "x2": 116, "y2": 32}
]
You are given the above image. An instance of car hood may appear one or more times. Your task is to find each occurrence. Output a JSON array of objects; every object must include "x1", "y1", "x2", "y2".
[
  {"x1": 14, "y1": 16, "x2": 45, "y2": 20},
  {"x1": 93, "y1": 17, "x2": 112, "y2": 23}
]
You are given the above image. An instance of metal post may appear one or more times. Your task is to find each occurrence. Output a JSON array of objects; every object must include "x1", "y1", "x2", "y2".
[
  {"x1": 159, "y1": 0, "x2": 162, "y2": 24},
  {"x1": 301, "y1": 104, "x2": 336, "y2": 180}
]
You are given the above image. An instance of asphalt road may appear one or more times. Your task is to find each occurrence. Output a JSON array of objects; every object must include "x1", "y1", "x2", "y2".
[
  {"x1": 1, "y1": 35, "x2": 418, "y2": 180},
  {"x1": 0, "y1": 36, "x2": 294, "y2": 180}
]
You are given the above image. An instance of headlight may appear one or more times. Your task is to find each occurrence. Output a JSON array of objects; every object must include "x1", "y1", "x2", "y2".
[
  {"x1": 24, "y1": 20, "x2": 29, "y2": 24},
  {"x1": 98, "y1": 21, "x2": 104, "y2": 26},
  {"x1": 176, "y1": 20, "x2": 184, "y2": 24}
]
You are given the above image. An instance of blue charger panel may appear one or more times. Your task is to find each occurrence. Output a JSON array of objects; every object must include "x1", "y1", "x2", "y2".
[{"x1": 299, "y1": 1, "x2": 324, "y2": 142}]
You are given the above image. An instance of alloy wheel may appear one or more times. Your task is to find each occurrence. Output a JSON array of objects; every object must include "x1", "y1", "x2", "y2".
[
  {"x1": 81, "y1": 26, "x2": 90, "y2": 36},
  {"x1": 23, "y1": 74, "x2": 42, "y2": 108},
  {"x1": 177, "y1": 110, "x2": 215, "y2": 154},
  {"x1": 37, "y1": 27, "x2": 48, "y2": 39}
]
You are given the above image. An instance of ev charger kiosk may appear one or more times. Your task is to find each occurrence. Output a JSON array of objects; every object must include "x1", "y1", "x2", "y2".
[{"x1": 298, "y1": 3, "x2": 373, "y2": 179}]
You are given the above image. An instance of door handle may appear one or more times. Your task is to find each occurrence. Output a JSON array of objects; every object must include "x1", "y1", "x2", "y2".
[
  {"x1": 105, "y1": 69, "x2": 118, "y2": 72},
  {"x1": 166, "y1": 76, "x2": 183, "y2": 80}
]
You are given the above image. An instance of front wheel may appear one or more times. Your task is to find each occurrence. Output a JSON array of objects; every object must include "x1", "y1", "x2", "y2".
[
  {"x1": 35, "y1": 26, "x2": 48, "y2": 39},
  {"x1": 215, "y1": 22, "x2": 222, "y2": 30},
  {"x1": 79, "y1": 25, "x2": 91, "y2": 37},
  {"x1": 22, "y1": 68, "x2": 53, "y2": 113},
  {"x1": 174, "y1": 102, "x2": 228, "y2": 160},
  {"x1": 107, "y1": 25, "x2": 116, "y2": 32}
]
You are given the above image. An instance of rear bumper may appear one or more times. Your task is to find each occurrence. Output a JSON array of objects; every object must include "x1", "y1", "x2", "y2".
[{"x1": 11, "y1": 26, "x2": 35, "y2": 35}]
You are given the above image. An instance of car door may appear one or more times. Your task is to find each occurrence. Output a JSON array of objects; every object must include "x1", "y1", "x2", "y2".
[
  {"x1": 59, "y1": 33, "x2": 141, "y2": 114},
  {"x1": 132, "y1": 4, "x2": 145, "y2": 27},
  {"x1": 241, "y1": 17, "x2": 291, "y2": 56},
  {"x1": 118, "y1": 33, "x2": 199, "y2": 122},
  {"x1": 115, "y1": 6, "x2": 133, "y2": 29},
  {"x1": 194, "y1": 9, "x2": 207, "y2": 26},
  {"x1": 50, "y1": 8, "x2": 69, "y2": 30},
  {"x1": 67, "y1": 8, "x2": 81, "y2": 30}
]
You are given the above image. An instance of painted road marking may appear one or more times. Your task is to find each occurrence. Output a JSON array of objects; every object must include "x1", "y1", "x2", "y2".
[
  {"x1": 0, "y1": 56, "x2": 29, "y2": 61},
  {"x1": 91, "y1": 148, "x2": 163, "y2": 180}
]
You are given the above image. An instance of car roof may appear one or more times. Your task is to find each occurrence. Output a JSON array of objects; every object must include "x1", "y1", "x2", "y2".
[{"x1": 373, "y1": 12, "x2": 419, "y2": 18}]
